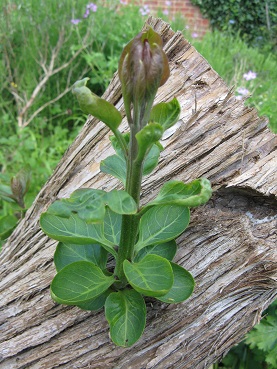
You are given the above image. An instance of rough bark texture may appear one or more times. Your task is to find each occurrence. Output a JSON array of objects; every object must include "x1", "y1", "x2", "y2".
[{"x1": 1, "y1": 17, "x2": 276, "y2": 369}]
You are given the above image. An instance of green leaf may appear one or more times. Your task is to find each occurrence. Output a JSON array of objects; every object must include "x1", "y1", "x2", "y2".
[
  {"x1": 100, "y1": 154, "x2": 126, "y2": 185},
  {"x1": 0, "y1": 184, "x2": 15, "y2": 203},
  {"x1": 246, "y1": 315, "x2": 277, "y2": 367},
  {"x1": 46, "y1": 188, "x2": 136, "y2": 223},
  {"x1": 146, "y1": 178, "x2": 212, "y2": 209},
  {"x1": 0, "y1": 215, "x2": 18, "y2": 240},
  {"x1": 76, "y1": 289, "x2": 111, "y2": 311},
  {"x1": 104, "y1": 190, "x2": 137, "y2": 215},
  {"x1": 50, "y1": 261, "x2": 114, "y2": 305},
  {"x1": 47, "y1": 188, "x2": 106, "y2": 222},
  {"x1": 134, "y1": 240, "x2": 177, "y2": 262},
  {"x1": 40, "y1": 213, "x2": 117, "y2": 257},
  {"x1": 149, "y1": 98, "x2": 181, "y2": 131},
  {"x1": 135, "y1": 205, "x2": 190, "y2": 253},
  {"x1": 110, "y1": 133, "x2": 130, "y2": 156},
  {"x1": 54, "y1": 242, "x2": 108, "y2": 272},
  {"x1": 123, "y1": 254, "x2": 173, "y2": 297},
  {"x1": 72, "y1": 78, "x2": 122, "y2": 131},
  {"x1": 136, "y1": 123, "x2": 163, "y2": 162},
  {"x1": 103, "y1": 208, "x2": 122, "y2": 245},
  {"x1": 105, "y1": 289, "x2": 146, "y2": 347},
  {"x1": 142, "y1": 143, "x2": 163, "y2": 176},
  {"x1": 156, "y1": 263, "x2": 195, "y2": 304}
]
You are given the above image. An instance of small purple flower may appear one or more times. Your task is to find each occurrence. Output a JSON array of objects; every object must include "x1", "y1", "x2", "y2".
[
  {"x1": 165, "y1": 1, "x2": 172, "y2": 6},
  {"x1": 229, "y1": 19, "x2": 235, "y2": 24},
  {"x1": 191, "y1": 32, "x2": 199, "y2": 38},
  {"x1": 87, "y1": 3, "x2": 97, "y2": 12},
  {"x1": 71, "y1": 19, "x2": 81, "y2": 25},
  {"x1": 243, "y1": 70, "x2": 257, "y2": 81},
  {"x1": 120, "y1": 0, "x2": 127, "y2": 4},
  {"x1": 139, "y1": 5, "x2": 150, "y2": 16},
  {"x1": 163, "y1": 9, "x2": 169, "y2": 15},
  {"x1": 83, "y1": 9, "x2": 90, "y2": 18},
  {"x1": 237, "y1": 87, "x2": 249, "y2": 96}
]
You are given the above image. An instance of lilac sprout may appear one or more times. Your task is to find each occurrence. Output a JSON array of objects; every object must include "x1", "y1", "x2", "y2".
[
  {"x1": 83, "y1": 2, "x2": 97, "y2": 18},
  {"x1": 236, "y1": 86, "x2": 250, "y2": 100}
]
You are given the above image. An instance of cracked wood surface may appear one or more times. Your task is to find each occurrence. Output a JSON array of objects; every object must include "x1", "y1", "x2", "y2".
[{"x1": 0, "y1": 17, "x2": 276, "y2": 369}]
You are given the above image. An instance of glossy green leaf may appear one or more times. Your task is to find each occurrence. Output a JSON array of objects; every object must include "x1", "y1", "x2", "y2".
[
  {"x1": 76, "y1": 289, "x2": 111, "y2": 311},
  {"x1": 134, "y1": 240, "x2": 177, "y2": 262},
  {"x1": 149, "y1": 98, "x2": 181, "y2": 131},
  {"x1": 105, "y1": 289, "x2": 146, "y2": 347},
  {"x1": 135, "y1": 205, "x2": 190, "y2": 253},
  {"x1": 54, "y1": 242, "x2": 108, "y2": 272},
  {"x1": 146, "y1": 178, "x2": 212, "y2": 209},
  {"x1": 142, "y1": 143, "x2": 163, "y2": 176},
  {"x1": 50, "y1": 261, "x2": 114, "y2": 305},
  {"x1": 136, "y1": 123, "x2": 163, "y2": 162},
  {"x1": 40, "y1": 213, "x2": 117, "y2": 257},
  {"x1": 47, "y1": 189, "x2": 105, "y2": 222},
  {"x1": 156, "y1": 262, "x2": 195, "y2": 304},
  {"x1": 103, "y1": 208, "x2": 122, "y2": 245},
  {"x1": 46, "y1": 188, "x2": 136, "y2": 223},
  {"x1": 100, "y1": 154, "x2": 126, "y2": 185},
  {"x1": 72, "y1": 78, "x2": 122, "y2": 131},
  {"x1": 104, "y1": 190, "x2": 137, "y2": 215},
  {"x1": 123, "y1": 254, "x2": 173, "y2": 297}
]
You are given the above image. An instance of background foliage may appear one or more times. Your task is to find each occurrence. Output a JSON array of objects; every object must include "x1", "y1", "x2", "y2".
[
  {"x1": 191, "y1": 0, "x2": 277, "y2": 49},
  {"x1": 0, "y1": 0, "x2": 276, "y2": 367}
]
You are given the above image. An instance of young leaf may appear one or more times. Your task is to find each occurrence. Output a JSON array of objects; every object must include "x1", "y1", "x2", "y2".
[
  {"x1": 134, "y1": 240, "x2": 177, "y2": 262},
  {"x1": 72, "y1": 78, "x2": 122, "y2": 131},
  {"x1": 135, "y1": 205, "x2": 190, "y2": 253},
  {"x1": 47, "y1": 188, "x2": 106, "y2": 223},
  {"x1": 105, "y1": 289, "x2": 146, "y2": 347},
  {"x1": 135, "y1": 123, "x2": 163, "y2": 162},
  {"x1": 146, "y1": 178, "x2": 212, "y2": 209},
  {"x1": 104, "y1": 190, "x2": 137, "y2": 215},
  {"x1": 100, "y1": 154, "x2": 126, "y2": 185},
  {"x1": 156, "y1": 263, "x2": 195, "y2": 304},
  {"x1": 103, "y1": 208, "x2": 122, "y2": 245},
  {"x1": 54, "y1": 242, "x2": 108, "y2": 272},
  {"x1": 149, "y1": 97, "x2": 181, "y2": 131},
  {"x1": 50, "y1": 261, "x2": 114, "y2": 305},
  {"x1": 40, "y1": 213, "x2": 117, "y2": 257},
  {"x1": 123, "y1": 254, "x2": 173, "y2": 297},
  {"x1": 142, "y1": 143, "x2": 163, "y2": 176},
  {"x1": 76, "y1": 289, "x2": 112, "y2": 311}
]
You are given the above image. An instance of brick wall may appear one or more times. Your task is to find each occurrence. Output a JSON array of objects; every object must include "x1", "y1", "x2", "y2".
[{"x1": 124, "y1": 0, "x2": 209, "y2": 37}]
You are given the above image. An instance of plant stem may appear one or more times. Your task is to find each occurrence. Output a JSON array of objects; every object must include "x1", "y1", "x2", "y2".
[{"x1": 115, "y1": 112, "x2": 144, "y2": 284}]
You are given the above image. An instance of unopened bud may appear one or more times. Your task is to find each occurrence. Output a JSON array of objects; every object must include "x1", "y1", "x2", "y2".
[{"x1": 118, "y1": 27, "x2": 170, "y2": 123}]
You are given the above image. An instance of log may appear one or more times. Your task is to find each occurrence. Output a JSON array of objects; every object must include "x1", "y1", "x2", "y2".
[{"x1": 1, "y1": 17, "x2": 276, "y2": 369}]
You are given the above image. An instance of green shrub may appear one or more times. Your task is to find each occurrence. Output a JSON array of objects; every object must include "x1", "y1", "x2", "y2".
[{"x1": 191, "y1": 0, "x2": 277, "y2": 49}]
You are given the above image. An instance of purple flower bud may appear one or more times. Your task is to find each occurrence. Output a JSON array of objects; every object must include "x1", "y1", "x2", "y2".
[{"x1": 118, "y1": 27, "x2": 169, "y2": 124}]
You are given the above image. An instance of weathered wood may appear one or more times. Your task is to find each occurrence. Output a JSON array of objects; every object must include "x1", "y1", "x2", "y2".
[{"x1": 0, "y1": 17, "x2": 276, "y2": 369}]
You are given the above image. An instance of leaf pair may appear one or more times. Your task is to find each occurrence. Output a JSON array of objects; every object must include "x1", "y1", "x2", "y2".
[
  {"x1": 100, "y1": 133, "x2": 163, "y2": 185},
  {"x1": 46, "y1": 188, "x2": 137, "y2": 223},
  {"x1": 51, "y1": 242, "x2": 111, "y2": 311}
]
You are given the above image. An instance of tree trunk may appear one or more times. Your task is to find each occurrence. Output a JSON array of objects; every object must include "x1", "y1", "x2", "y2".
[{"x1": 1, "y1": 17, "x2": 276, "y2": 369}]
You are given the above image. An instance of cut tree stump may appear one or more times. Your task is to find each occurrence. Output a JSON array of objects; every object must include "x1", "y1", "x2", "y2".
[{"x1": 1, "y1": 17, "x2": 276, "y2": 369}]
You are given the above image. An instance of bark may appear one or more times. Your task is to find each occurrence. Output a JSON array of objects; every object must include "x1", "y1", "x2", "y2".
[{"x1": 0, "y1": 17, "x2": 276, "y2": 369}]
